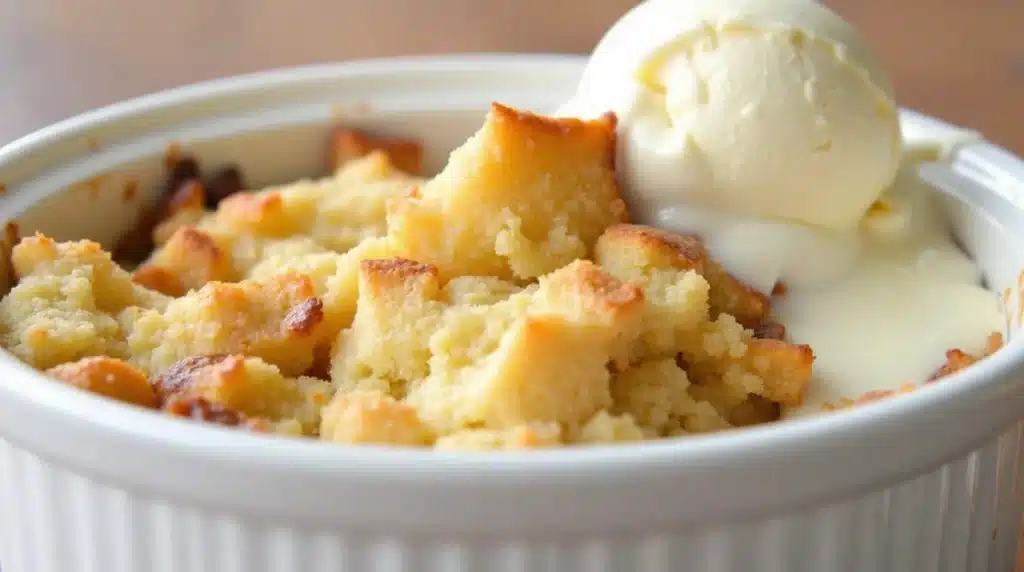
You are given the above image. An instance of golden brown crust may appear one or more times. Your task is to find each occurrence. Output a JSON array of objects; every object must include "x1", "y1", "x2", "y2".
[
  {"x1": 743, "y1": 339, "x2": 814, "y2": 406},
  {"x1": 46, "y1": 356, "x2": 158, "y2": 408},
  {"x1": 598, "y1": 224, "x2": 708, "y2": 270},
  {"x1": 125, "y1": 272, "x2": 325, "y2": 377},
  {"x1": 330, "y1": 128, "x2": 424, "y2": 175},
  {"x1": 217, "y1": 192, "x2": 289, "y2": 234},
  {"x1": 131, "y1": 266, "x2": 186, "y2": 298},
  {"x1": 434, "y1": 423, "x2": 563, "y2": 450},
  {"x1": 826, "y1": 332, "x2": 1003, "y2": 413},
  {"x1": 152, "y1": 354, "x2": 322, "y2": 431},
  {"x1": 121, "y1": 179, "x2": 139, "y2": 203},
  {"x1": 387, "y1": 102, "x2": 627, "y2": 281},
  {"x1": 595, "y1": 224, "x2": 769, "y2": 327},
  {"x1": 153, "y1": 354, "x2": 230, "y2": 401},
  {"x1": 283, "y1": 298, "x2": 324, "y2": 336},
  {"x1": 132, "y1": 227, "x2": 237, "y2": 296},
  {"x1": 360, "y1": 258, "x2": 438, "y2": 288},
  {"x1": 162, "y1": 394, "x2": 278, "y2": 434}
]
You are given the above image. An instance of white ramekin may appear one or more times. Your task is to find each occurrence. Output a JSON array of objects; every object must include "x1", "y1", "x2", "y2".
[{"x1": 0, "y1": 55, "x2": 1021, "y2": 572}]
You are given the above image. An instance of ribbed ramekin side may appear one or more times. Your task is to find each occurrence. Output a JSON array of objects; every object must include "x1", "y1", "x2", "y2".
[{"x1": 0, "y1": 422, "x2": 1020, "y2": 572}]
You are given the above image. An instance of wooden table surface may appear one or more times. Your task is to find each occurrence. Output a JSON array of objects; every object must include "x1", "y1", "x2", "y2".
[
  {"x1": 0, "y1": 0, "x2": 1020, "y2": 152},
  {"x1": 0, "y1": 0, "x2": 1020, "y2": 568}
]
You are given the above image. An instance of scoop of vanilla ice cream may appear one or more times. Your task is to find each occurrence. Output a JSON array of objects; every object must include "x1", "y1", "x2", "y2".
[{"x1": 557, "y1": 0, "x2": 902, "y2": 231}]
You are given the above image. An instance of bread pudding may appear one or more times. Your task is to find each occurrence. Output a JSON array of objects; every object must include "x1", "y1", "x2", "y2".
[{"x1": 0, "y1": 103, "x2": 999, "y2": 450}]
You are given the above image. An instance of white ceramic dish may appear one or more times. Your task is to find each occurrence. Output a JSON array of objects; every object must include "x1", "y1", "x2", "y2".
[{"x1": 0, "y1": 55, "x2": 1021, "y2": 572}]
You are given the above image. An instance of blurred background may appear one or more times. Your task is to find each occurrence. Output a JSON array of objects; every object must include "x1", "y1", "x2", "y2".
[
  {"x1": 0, "y1": 0, "x2": 1020, "y2": 151},
  {"x1": 0, "y1": 1, "x2": 1020, "y2": 569}
]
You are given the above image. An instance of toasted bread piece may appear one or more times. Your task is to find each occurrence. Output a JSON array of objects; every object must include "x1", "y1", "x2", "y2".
[
  {"x1": 0, "y1": 235, "x2": 169, "y2": 369},
  {"x1": 329, "y1": 258, "x2": 447, "y2": 394},
  {"x1": 388, "y1": 103, "x2": 627, "y2": 281},
  {"x1": 217, "y1": 191, "x2": 302, "y2": 238},
  {"x1": 741, "y1": 338, "x2": 814, "y2": 406},
  {"x1": 211, "y1": 152, "x2": 418, "y2": 251},
  {"x1": 596, "y1": 224, "x2": 768, "y2": 327},
  {"x1": 154, "y1": 354, "x2": 332, "y2": 433},
  {"x1": 152, "y1": 180, "x2": 208, "y2": 246},
  {"x1": 330, "y1": 128, "x2": 424, "y2": 175},
  {"x1": 46, "y1": 356, "x2": 158, "y2": 408},
  {"x1": 142, "y1": 153, "x2": 423, "y2": 282},
  {"x1": 320, "y1": 390, "x2": 433, "y2": 447},
  {"x1": 594, "y1": 224, "x2": 711, "y2": 360},
  {"x1": 123, "y1": 271, "x2": 325, "y2": 378},
  {"x1": 249, "y1": 236, "x2": 399, "y2": 342},
  {"x1": 680, "y1": 314, "x2": 813, "y2": 409},
  {"x1": 133, "y1": 227, "x2": 239, "y2": 296}
]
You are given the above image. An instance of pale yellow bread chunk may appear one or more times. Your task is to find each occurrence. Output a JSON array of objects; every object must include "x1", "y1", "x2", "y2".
[
  {"x1": 320, "y1": 390, "x2": 433, "y2": 447},
  {"x1": 214, "y1": 152, "x2": 420, "y2": 262},
  {"x1": 595, "y1": 224, "x2": 769, "y2": 329},
  {"x1": 141, "y1": 152, "x2": 422, "y2": 287},
  {"x1": 122, "y1": 271, "x2": 326, "y2": 378},
  {"x1": 0, "y1": 235, "x2": 169, "y2": 369},
  {"x1": 331, "y1": 257, "x2": 644, "y2": 436},
  {"x1": 133, "y1": 227, "x2": 239, "y2": 297},
  {"x1": 329, "y1": 259, "x2": 447, "y2": 395},
  {"x1": 387, "y1": 103, "x2": 627, "y2": 281},
  {"x1": 153, "y1": 354, "x2": 332, "y2": 435},
  {"x1": 594, "y1": 224, "x2": 812, "y2": 407}
]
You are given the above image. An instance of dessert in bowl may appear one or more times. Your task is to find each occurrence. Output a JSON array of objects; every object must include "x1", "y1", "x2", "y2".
[
  {"x1": 0, "y1": 0, "x2": 1005, "y2": 447},
  {"x1": 0, "y1": 0, "x2": 1020, "y2": 570}
]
